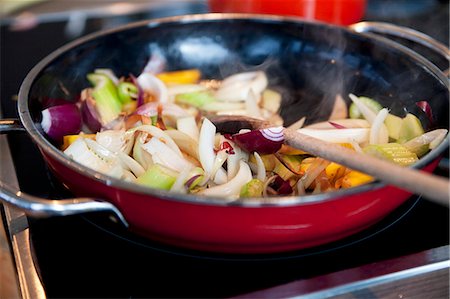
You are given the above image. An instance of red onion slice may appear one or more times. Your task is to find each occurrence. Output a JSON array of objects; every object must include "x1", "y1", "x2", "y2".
[
  {"x1": 416, "y1": 100, "x2": 434, "y2": 126},
  {"x1": 328, "y1": 121, "x2": 346, "y2": 129},
  {"x1": 80, "y1": 97, "x2": 102, "y2": 132},
  {"x1": 41, "y1": 104, "x2": 82, "y2": 141},
  {"x1": 229, "y1": 127, "x2": 284, "y2": 154},
  {"x1": 270, "y1": 175, "x2": 293, "y2": 195}
]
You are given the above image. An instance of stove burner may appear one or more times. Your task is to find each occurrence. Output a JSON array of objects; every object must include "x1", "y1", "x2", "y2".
[{"x1": 81, "y1": 196, "x2": 422, "y2": 261}]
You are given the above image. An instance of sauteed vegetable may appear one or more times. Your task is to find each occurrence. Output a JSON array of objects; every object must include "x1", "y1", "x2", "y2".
[{"x1": 40, "y1": 68, "x2": 447, "y2": 200}]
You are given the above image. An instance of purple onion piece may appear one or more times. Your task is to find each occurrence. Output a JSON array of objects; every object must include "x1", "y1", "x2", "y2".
[
  {"x1": 270, "y1": 176, "x2": 293, "y2": 195},
  {"x1": 130, "y1": 73, "x2": 144, "y2": 107},
  {"x1": 328, "y1": 121, "x2": 346, "y2": 129},
  {"x1": 229, "y1": 127, "x2": 284, "y2": 154},
  {"x1": 81, "y1": 97, "x2": 102, "y2": 132},
  {"x1": 40, "y1": 104, "x2": 82, "y2": 141},
  {"x1": 416, "y1": 101, "x2": 435, "y2": 126}
]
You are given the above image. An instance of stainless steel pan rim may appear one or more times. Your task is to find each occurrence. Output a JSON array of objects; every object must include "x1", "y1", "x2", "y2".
[{"x1": 16, "y1": 13, "x2": 450, "y2": 208}]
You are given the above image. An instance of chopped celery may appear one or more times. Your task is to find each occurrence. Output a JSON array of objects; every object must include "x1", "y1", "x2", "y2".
[
  {"x1": 117, "y1": 82, "x2": 137, "y2": 104},
  {"x1": 136, "y1": 163, "x2": 178, "y2": 190},
  {"x1": 384, "y1": 113, "x2": 403, "y2": 140},
  {"x1": 397, "y1": 113, "x2": 425, "y2": 143},
  {"x1": 240, "y1": 179, "x2": 264, "y2": 197},
  {"x1": 175, "y1": 91, "x2": 215, "y2": 108},
  {"x1": 349, "y1": 96, "x2": 382, "y2": 119},
  {"x1": 87, "y1": 73, "x2": 122, "y2": 124},
  {"x1": 363, "y1": 143, "x2": 418, "y2": 166}
]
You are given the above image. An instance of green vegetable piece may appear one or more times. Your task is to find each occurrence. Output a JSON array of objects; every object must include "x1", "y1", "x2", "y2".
[
  {"x1": 186, "y1": 167, "x2": 205, "y2": 190},
  {"x1": 276, "y1": 154, "x2": 305, "y2": 175},
  {"x1": 118, "y1": 82, "x2": 137, "y2": 104},
  {"x1": 175, "y1": 91, "x2": 215, "y2": 108},
  {"x1": 349, "y1": 96, "x2": 383, "y2": 119},
  {"x1": 136, "y1": 164, "x2": 178, "y2": 190},
  {"x1": 87, "y1": 73, "x2": 122, "y2": 124},
  {"x1": 397, "y1": 113, "x2": 425, "y2": 143},
  {"x1": 240, "y1": 179, "x2": 264, "y2": 197},
  {"x1": 384, "y1": 113, "x2": 403, "y2": 140},
  {"x1": 363, "y1": 143, "x2": 419, "y2": 166}
]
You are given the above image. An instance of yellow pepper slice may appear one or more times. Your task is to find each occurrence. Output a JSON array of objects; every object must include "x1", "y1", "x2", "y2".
[
  {"x1": 156, "y1": 69, "x2": 201, "y2": 85},
  {"x1": 62, "y1": 134, "x2": 96, "y2": 150},
  {"x1": 340, "y1": 171, "x2": 374, "y2": 188}
]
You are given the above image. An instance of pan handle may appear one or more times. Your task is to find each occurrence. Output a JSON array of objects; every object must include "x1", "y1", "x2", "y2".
[
  {"x1": 0, "y1": 120, "x2": 128, "y2": 226},
  {"x1": 350, "y1": 22, "x2": 450, "y2": 76},
  {"x1": 0, "y1": 118, "x2": 26, "y2": 132},
  {"x1": 0, "y1": 181, "x2": 128, "y2": 227}
]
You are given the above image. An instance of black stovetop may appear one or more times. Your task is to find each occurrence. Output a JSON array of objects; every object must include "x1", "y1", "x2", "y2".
[{"x1": 1, "y1": 1, "x2": 449, "y2": 298}]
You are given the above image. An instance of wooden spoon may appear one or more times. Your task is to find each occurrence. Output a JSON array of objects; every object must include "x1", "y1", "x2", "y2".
[{"x1": 211, "y1": 115, "x2": 449, "y2": 206}]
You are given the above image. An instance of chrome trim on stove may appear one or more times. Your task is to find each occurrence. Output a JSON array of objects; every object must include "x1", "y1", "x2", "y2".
[{"x1": 0, "y1": 132, "x2": 46, "y2": 299}]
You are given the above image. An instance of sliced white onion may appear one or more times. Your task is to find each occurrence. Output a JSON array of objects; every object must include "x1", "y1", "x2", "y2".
[
  {"x1": 121, "y1": 169, "x2": 137, "y2": 182},
  {"x1": 305, "y1": 119, "x2": 370, "y2": 129},
  {"x1": 130, "y1": 125, "x2": 183, "y2": 157},
  {"x1": 213, "y1": 168, "x2": 228, "y2": 185},
  {"x1": 117, "y1": 151, "x2": 145, "y2": 177},
  {"x1": 215, "y1": 71, "x2": 268, "y2": 102},
  {"x1": 176, "y1": 116, "x2": 199, "y2": 141},
  {"x1": 170, "y1": 166, "x2": 194, "y2": 194},
  {"x1": 200, "y1": 160, "x2": 252, "y2": 200},
  {"x1": 96, "y1": 130, "x2": 127, "y2": 153},
  {"x1": 84, "y1": 138, "x2": 117, "y2": 163},
  {"x1": 137, "y1": 72, "x2": 168, "y2": 103},
  {"x1": 245, "y1": 89, "x2": 263, "y2": 119},
  {"x1": 64, "y1": 138, "x2": 122, "y2": 178},
  {"x1": 165, "y1": 129, "x2": 199, "y2": 160},
  {"x1": 288, "y1": 117, "x2": 306, "y2": 130},
  {"x1": 349, "y1": 94, "x2": 377, "y2": 123},
  {"x1": 253, "y1": 152, "x2": 266, "y2": 181},
  {"x1": 226, "y1": 139, "x2": 249, "y2": 181},
  {"x1": 369, "y1": 108, "x2": 389, "y2": 144},
  {"x1": 198, "y1": 118, "x2": 217, "y2": 175},
  {"x1": 297, "y1": 128, "x2": 370, "y2": 144},
  {"x1": 142, "y1": 137, "x2": 192, "y2": 173},
  {"x1": 135, "y1": 102, "x2": 190, "y2": 118},
  {"x1": 132, "y1": 133, "x2": 153, "y2": 169}
]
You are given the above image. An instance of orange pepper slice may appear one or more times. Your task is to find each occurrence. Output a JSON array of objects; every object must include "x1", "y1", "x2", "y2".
[{"x1": 156, "y1": 69, "x2": 201, "y2": 85}]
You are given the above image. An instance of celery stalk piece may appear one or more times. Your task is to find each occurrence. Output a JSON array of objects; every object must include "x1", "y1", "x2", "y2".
[
  {"x1": 175, "y1": 91, "x2": 216, "y2": 108},
  {"x1": 136, "y1": 163, "x2": 178, "y2": 190},
  {"x1": 363, "y1": 143, "x2": 418, "y2": 166},
  {"x1": 397, "y1": 113, "x2": 425, "y2": 144},
  {"x1": 240, "y1": 179, "x2": 264, "y2": 197},
  {"x1": 87, "y1": 73, "x2": 122, "y2": 125},
  {"x1": 118, "y1": 82, "x2": 138, "y2": 104}
]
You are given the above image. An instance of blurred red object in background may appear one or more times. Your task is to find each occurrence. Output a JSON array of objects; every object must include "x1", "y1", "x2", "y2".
[{"x1": 208, "y1": 0, "x2": 366, "y2": 25}]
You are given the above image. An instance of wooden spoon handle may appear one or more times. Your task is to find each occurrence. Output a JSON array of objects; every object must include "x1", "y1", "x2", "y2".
[{"x1": 283, "y1": 128, "x2": 449, "y2": 206}]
